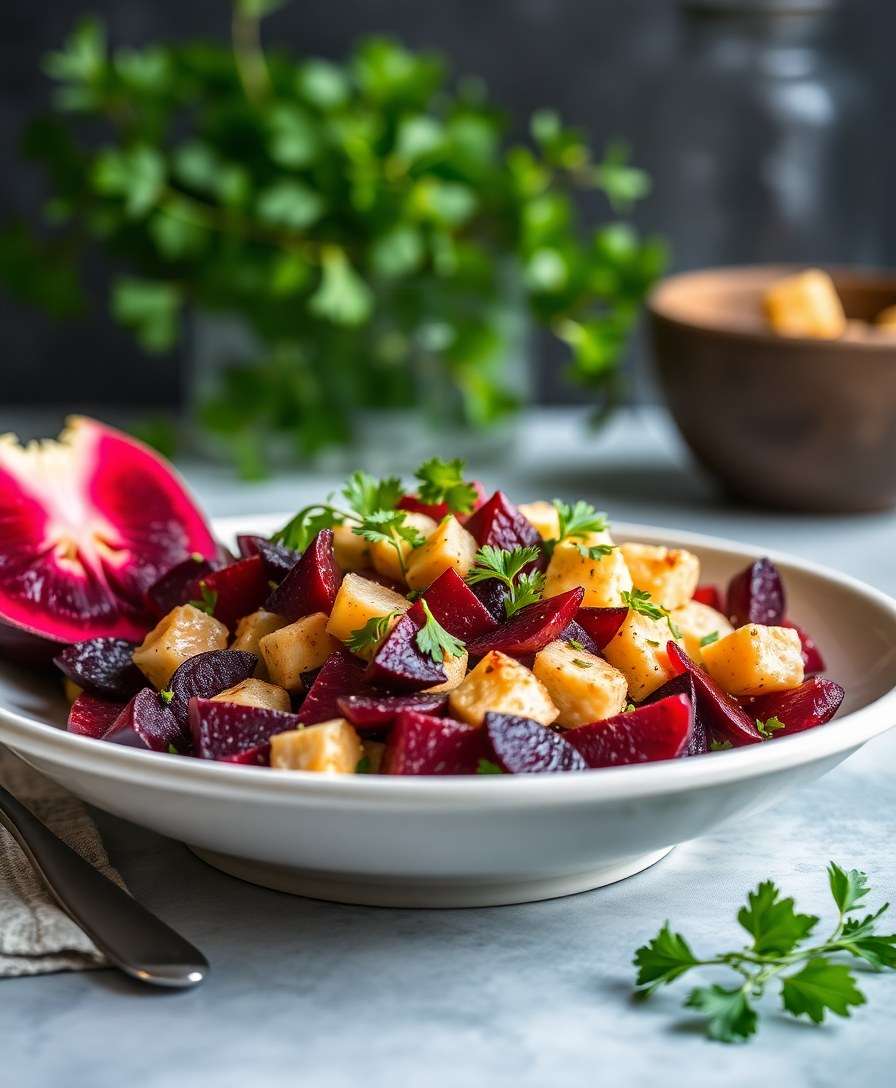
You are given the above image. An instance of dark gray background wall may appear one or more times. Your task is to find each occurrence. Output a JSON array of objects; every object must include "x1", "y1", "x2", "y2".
[{"x1": 1, "y1": 0, "x2": 891, "y2": 408}]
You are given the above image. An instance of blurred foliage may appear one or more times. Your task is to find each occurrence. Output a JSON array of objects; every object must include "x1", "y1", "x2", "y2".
[{"x1": 0, "y1": 2, "x2": 665, "y2": 474}]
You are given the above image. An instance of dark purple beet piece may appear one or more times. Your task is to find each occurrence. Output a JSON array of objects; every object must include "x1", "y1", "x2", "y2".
[
  {"x1": 744, "y1": 678, "x2": 845, "y2": 737},
  {"x1": 467, "y1": 587, "x2": 584, "y2": 657},
  {"x1": 237, "y1": 534, "x2": 302, "y2": 581},
  {"x1": 641, "y1": 670, "x2": 706, "y2": 755},
  {"x1": 726, "y1": 558, "x2": 786, "y2": 627},
  {"x1": 485, "y1": 712, "x2": 587, "y2": 773},
  {"x1": 67, "y1": 692, "x2": 126, "y2": 739},
  {"x1": 366, "y1": 603, "x2": 446, "y2": 691},
  {"x1": 265, "y1": 529, "x2": 341, "y2": 621},
  {"x1": 463, "y1": 490, "x2": 541, "y2": 550},
  {"x1": 144, "y1": 553, "x2": 216, "y2": 617},
  {"x1": 187, "y1": 554, "x2": 269, "y2": 632},
  {"x1": 337, "y1": 692, "x2": 448, "y2": 733},
  {"x1": 783, "y1": 620, "x2": 826, "y2": 674},
  {"x1": 565, "y1": 695, "x2": 693, "y2": 768},
  {"x1": 104, "y1": 687, "x2": 182, "y2": 752},
  {"x1": 575, "y1": 607, "x2": 628, "y2": 650},
  {"x1": 559, "y1": 619, "x2": 601, "y2": 657},
  {"x1": 382, "y1": 711, "x2": 490, "y2": 774},
  {"x1": 470, "y1": 576, "x2": 510, "y2": 620},
  {"x1": 298, "y1": 650, "x2": 371, "y2": 725},
  {"x1": 667, "y1": 641, "x2": 763, "y2": 746},
  {"x1": 54, "y1": 637, "x2": 143, "y2": 700},
  {"x1": 421, "y1": 568, "x2": 498, "y2": 641},
  {"x1": 168, "y1": 649, "x2": 258, "y2": 732},
  {"x1": 236, "y1": 533, "x2": 260, "y2": 559},
  {"x1": 188, "y1": 696, "x2": 300, "y2": 761}
]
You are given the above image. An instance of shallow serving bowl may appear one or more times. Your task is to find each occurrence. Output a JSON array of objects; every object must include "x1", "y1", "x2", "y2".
[{"x1": 1, "y1": 515, "x2": 895, "y2": 908}]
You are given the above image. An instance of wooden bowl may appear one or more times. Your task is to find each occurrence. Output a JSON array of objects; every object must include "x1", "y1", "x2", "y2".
[{"x1": 648, "y1": 265, "x2": 896, "y2": 512}]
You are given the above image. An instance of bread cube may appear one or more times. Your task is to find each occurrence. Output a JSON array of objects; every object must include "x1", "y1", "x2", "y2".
[
  {"x1": 270, "y1": 719, "x2": 363, "y2": 774},
  {"x1": 602, "y1": 610, "x2": 679, "y2": 701},
  {"x1": 764, "y1": 269, "x2": 846, "y2": 339},
  {"x1": 700, "y1": 624, "x2": 804, "y2": 696},
  {"x1": 133, "y1": 604, "x2": 229, "y2": 689},
  {"x1": 259, "y1": 612, "x2": 340, "y2": 692},
  {"x1": 424, "y1": 650, "x2": 469, "y2": 693},
  {"x1": 619, "y1": 543, "x2": 700, "y2": 611},
  {"x1": 544, "y1": 532, "x2": 632, "y2": 607},
  {"x1": 449, "y1": 650, "x2": 558, "y2": 727},
  {"x1": 533, "y1": 640, "x2": 628, "y2": 728},
  {"x1": 325, "y1": 573, "x2": 410, "y2": 658},
  {"x1": 370, "y1": 511, "x2": 437, "y2": 583},
  {"x1": 211, "y1": 678, "x2": 291, "y2": 712},
  {"x1": 518, "y1": 500, "x2": 560, "y2": 541},
  {"x1": 332, "y1": 524, "x2": 372, "y2": 572},
  {"x1": 231, "y1": 609, "x2": 287, "y2": 656},
  {"x1": 405, "y1": 516, "x2": 478, "y2": 591},
  {"x1": 671, "y1": 600, "x2": 734, "y2": 661}
]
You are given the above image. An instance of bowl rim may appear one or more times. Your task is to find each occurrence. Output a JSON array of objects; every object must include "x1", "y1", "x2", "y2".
[
  {"x1": 647, "y1": 263, "x2": 896, "y2": 353},
  {"x1": 2, "y1": 516, "x2": 896, "y2": 811}
]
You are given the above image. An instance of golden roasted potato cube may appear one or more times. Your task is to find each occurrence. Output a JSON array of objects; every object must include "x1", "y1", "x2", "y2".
[
  {"x1": 764, "y1": 269, "x2": 846, "y2": 339},
  {"x1": 270, "y1": 719, "x2": 363, "y2": 774},
  {"x1": 875, "y1": 304, "x2": 896, "y2": 331},
  {"x1": 701, "y1": 624, "x2": 804, "y2": 696},
  {"x1": 533, "y1": 640, "x2": 628, "y2": 728},
  {"x1": 132, "y1": 604, "x2": 229, "y2": 689},
  {"x1": 602, "y1": 610, "x2": 679, "y2": 701},
  {"x1": 326, "y1": 573, "x2": 410, "y2": 658},
  {"x1": 671, "y1": 600, "x2": 734, "y2": 661},
  {"x1": 518, "y1": 500, "x2": 560, "y2": 541},
  {"x1": 424, "y1": 650, "x2": 469, "y2": 693},
  {"x1": 370, "y1": 511, "x2": 437, "y2": 583},
  {"x1": 619, "y1": 543, "x2": 700, "y2": 611},
  {"x1": 405, "y1": 516, "x2": 478, "y2": 591},
  {"x1": 63, "y1": 678, "x2": 83, "y2": 704},
  {"x1": 259, "y1": 612, "x2": 340, "y2": 692},
  {"x1": 449, "y1": 650, "x2": 558, "y2": 727},
  {"x1": 543, "y1": 532, "x2": 632, "y2": 607},
  {"x1": 211, "y1": 678, "x2": 291, "y2": 712},
  {"x1": 332, "y1": 525, "x2": 372, "y2": 572},
  {"x1": 361, "y1": 739, "x2": 385, "y2": 774},
  {"x1": 231, "y1": 609, "x2": 287, "y2": 656}
]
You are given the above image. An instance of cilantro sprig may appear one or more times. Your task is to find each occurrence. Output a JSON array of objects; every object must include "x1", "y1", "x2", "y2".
[
  {"x1": 466, "y1": 544, "x2": 546, "y2": 618},
  {"x1": 633, "y1": 863, "x2": 896, "y2": 1043},
  {"x1": 414, "y1": 458, "x2": 478, "y2": 515},
  {"x1": 621, "y1": 588, "x2": 682, "y2": 640},
  {"x1": 415, "y1": 600, "x2": 466, "y2": 664}
]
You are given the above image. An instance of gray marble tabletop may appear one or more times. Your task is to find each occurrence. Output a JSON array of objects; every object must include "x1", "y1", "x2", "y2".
[{"x1": 4, "y1": 407, "x2": 896, "y2": 1088}]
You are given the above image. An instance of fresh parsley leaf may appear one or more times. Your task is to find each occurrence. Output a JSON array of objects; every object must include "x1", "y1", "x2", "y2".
[
  {"x1": 415, "y1": 600, "x2": 466, "y2": 664},
  {"x1": 414, "y1": 457, "x2": 477, "y2": 514},
  {"x1": 553, "y1": 499, "x2": 608, "y2": 541},
  {"x1": 621, "y1": 588, "x2": 682, "y2": 640},
  {"x1": 624, "y1": 702, "x2": 636, "y2": 713},
  {"x1": 159, "y1": 689, "x2": 174, "y2": 706},
  {"x1": 685, "y1": 986, "x2": 758, "y2": 1043},
  {"x1": 167, "y1": 743, "x2": 179, "y2": 755},
  {"x1": 345, "y1": 611, "x2": 399, "y2": 656},
  {"x1": 700, "y1": 630, "x2": 720, "y2": 648},
  {"x1": 828, "y1": 862, "x2": 872, "y2": 914},
  {"x1": 838, "y1": 925, "x2": 896, "y2": 970},
  {"x1": 576, "y1": 542, "x2": 616, "y2": 560},
  {"x1": 188, "y1": 582, "x2": 218, "y2": 616},
  {"x1": 342, "y1": 471, "x2": 403, "y2": 518},
  {"x1": 780, "y1": 960, "x2": 866, "y2": 1024},
  {"x1": 355, "y1": 754, "x2": 372, "y2": 774},
  {"x1": 756, "y1": 715, "x2": 787, "y2": 740},
  {"x1": 737, "y1": 880, "x2": 819, "y2": 956},
  {"x1": 272, "y1": 504, "x2": 343, "y2": 551},
  {"x1": 506, "y1": 569, "x2": 546, "y2": 617},
  {"x1": 709, "y1": 738, "x2": 733, "y2": 751},
  {"x1": 354, "y1": 509, "x2": 425, "y2": 576},
  {"x1": 571, "y1": 658, "x2": 592, "y2": 669},
  {"x1": 466, "y1": 544, "x2": 545, "y2": 618},
  {"x1": 633, "y1": 922, "x2": 700, "y2": 993},
  {"x1": 476, "y1": 758, "x2": 504, "y2": 775}
]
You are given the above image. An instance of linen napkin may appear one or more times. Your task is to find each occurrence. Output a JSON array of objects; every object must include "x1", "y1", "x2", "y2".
[{"x1": 0, "y1": 745, "x2": 123, "y2": 977}]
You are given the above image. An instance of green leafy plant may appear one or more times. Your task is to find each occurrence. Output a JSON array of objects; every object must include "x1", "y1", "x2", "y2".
[
  {"x1": 634, "y1": 863, "x2": 896, "y2": 1042},
  {"x1": 1, "y1": 2, "x2": 664, "y2": 475},
  {"x1": 466, "y1": 544, "x2": 546, "y2": 618},
  {"x1": 415, "y1": 600, "x2": 466, "y2": 663}
]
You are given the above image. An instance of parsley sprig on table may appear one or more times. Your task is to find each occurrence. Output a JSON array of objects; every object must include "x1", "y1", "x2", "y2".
[
  {"x1": 621, "y1": 588, "x2": 682, "y2": 640},
  {"x1": 466, "y1": 544, "x2": 545, "y2": 618},
  {"x1": 415, "y1": 600, "x2": 466, "y2": 663},
  {"x1": 633, "y1": 863, "x2": 896, "y2": 1043},
  {"x1": 414, "y1": 458, "x2": 478, "y2": 515}
]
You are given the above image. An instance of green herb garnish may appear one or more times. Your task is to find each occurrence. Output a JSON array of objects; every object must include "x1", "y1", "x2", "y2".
[
  {"x1": 355, "y1": 755, "x2": 372, "y2": 774},
  {"x1": 571, "y1": 658, "x2": 592, "y2": 669},
  {"x1": 621, "y1": 588, "x2": 682, "y2": 640},
  {"x1": 354, "y1": 509, "x2": 425, "y2": 578},
  {"x1": 167, "y1": 743, "x2": 179, "y2": 755},
  {"x1": 159, "y1": 689, "x2": 174, "y2": 706},
  {"x1": 567, "y1": 638, "x2": 586, "y2": 653},
  {"x1": 345, "y1": 611, "x2": 400, "y2": 656},
  {"x1": 476, "y1": 758, "x2": 504, "y2": 775},
  {"x1": 709, "y1": 738, "x2": 733, "y2": 751},
  {"x1": 700, "y1": 630, "x2": 720, "y2": 648},
  {"x1": 341, "y1": 471, "x2": 404, "y2": 518},
  {"x1": 544, "y1": 499, "x2": 609, "y2": 557},
  {"x1": 188, "y1": 581, "x2": 219, "y2": 616},
  {"x1": 633, "y1": 863, "x2": 896, "y2": 1043},
  {"x1": 576, "y1": 543, "x2": 616, "y2": 560},
  {"x1": 466, "y1": 544, "x2": 545, "y2": 618},
  {"x1": 415, "y1": 600, "x2": 466, "y2": 664},
  {"x1": 414, "y1": 457, "x2": 478, "y2": 514},
  {"x1": 756, "y1": 715, "x2": 787, "y2": 740}
]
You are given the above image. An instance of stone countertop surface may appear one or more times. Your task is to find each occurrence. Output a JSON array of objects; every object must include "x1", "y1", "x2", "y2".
[{"x1": 3, "y1": 407, "x2": 896, "y2": 1087}]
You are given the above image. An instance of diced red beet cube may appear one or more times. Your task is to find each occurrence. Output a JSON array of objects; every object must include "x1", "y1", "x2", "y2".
[
  {"x1": 144, "y1": 553, "x2": 217, "y2": 617},
  {"x1": 485, "y1": 712, "x2": 587, "y2": 773},
  {"x1": 381, "y1": 711, "x2": 490, "y2": 774},
  {"x1": 104, "y1": 687, "x2": 182, "y2": 752},
  {"x1": 55, "y1": 637, "x2": 143, "y2": 701},
  {"x1": 782, "y1": 619, "x2": 826, "y2": 674},
  {"x1": 692, "y1": 585, "x2": 724, "y2": 611},
  {"x1": 168, "y1": 649, "x2": 258, "y2": 735},
  {"x1": 237, "y1": 534, "x2": 301, "y2": 581},
  {"x1": 565, "y1": 695, "x2": 693, "y2": 768},
  {"x1": 265, "y1": 529, "x2": 342, "y2": 621},
  {"x1": 744, "y1": 678, "x2": 845, "y2": 737},
  {"x1": 187, "y1": 554, "x2": 269, "y2": 632},
  {"x1": 67, "y1": 692, "x2": 126, "y2": 739},
  {"x1": 574, "y1": 607, "x2": 628, "y2": 650},
  {"x1": 298, "y1": 650, "x2": 371, "y2": 725},
  {"x1": 467, "y1": 587, "x2": 584, "y2": 658},
  {"x1": 559, "y1": 619, "x2": 601, "y2": 657},
  {"x1": 641, "y1": 671, "x2": 706, "y2": 755},
  {"x1": 421, "y1": 568, "x2": 498, "y2": 641},
  {"x1": 726, "y1": 558, "x2": 785, "y2": 627},
  {"x1": 366, "y1": 603, "x2": 446, "y2": 691},
  {"x1": 188, "y1": 696, "x2": 300, "y2": 761},
  {"x1": 667, "y1": 641, "x2": 763, "y2": 746},
  {"x1": 337, "y1": 692, "x2": 448, "y2": 733},
  {"x1": 220, "y1": 744, "x2": 272, "y2": 766},
  {"x1": 464, "y1": 490, "x2": 541, "y2": 550}
]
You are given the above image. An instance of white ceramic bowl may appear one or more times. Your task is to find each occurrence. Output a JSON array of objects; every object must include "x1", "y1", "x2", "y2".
[{"x1": 2, "y1": 516, "x2": 896, "y2": 908}]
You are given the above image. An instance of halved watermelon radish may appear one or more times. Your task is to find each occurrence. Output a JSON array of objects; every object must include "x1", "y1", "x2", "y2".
[{"x1": 0, "y1": 416, "x2": 217, "y2": 656}]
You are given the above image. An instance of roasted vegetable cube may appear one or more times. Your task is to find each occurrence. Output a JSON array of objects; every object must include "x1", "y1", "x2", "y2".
[
  {"x1": 533, "y1": 639, "x2": 628, "y2": 727},
  {"x1": 619, "y1": 543, "x2": 700, "y2": 610},
  {"x1": 325, "y1": 573, "x2": 410, "y2": 656},
  {"x1": 518, "y1": 501, "x2": 560, "y2": 541},
  {"x1": 259, "y1": 612, "x2": 340, "y2": 692},
  {"x1": 231, "y1": 609, "x2": 287, "y2": 656},
  {"x1": 405, "y1": 515, "x2": 478, "y2": 591},
  {"x1": 211, "y1": 678, "x2": 291, "y2": 712},
  {"x1": 370, "y1": 511, "x2": 437, "y2": 583},
  {"x1": 270, "y1": 718, "x2": 363, "y2": 773},
  {"x1": 602, "y1": 610, "x2": 680, "y2": 701},
  {"x1": 448, "y1": 650, "x2": 558, "y2": 726},
  {"x1": 424, "y1": 650, "x2": 469, "y2": 693},
  {"x1": 132, "y1": 604, "x2": 229, "y2": 689},
  {"x1": 332, "y1": 525, "x2": 372, "y2": 572},
  {"x1": 700, "y1": 624, "x2": 804, "y2": 696},
  {"x1": 544, "y1": 533, "x2": 632, "y2": 607},
  {"x1": 671, "y1": 600, "x2": 734, "y2": 661}
]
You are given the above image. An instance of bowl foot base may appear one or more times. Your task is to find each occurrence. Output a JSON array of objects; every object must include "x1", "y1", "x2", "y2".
[{"x1": 187, "y1": 844, "x2": 675, "y2": 907}]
